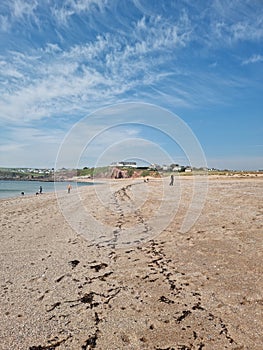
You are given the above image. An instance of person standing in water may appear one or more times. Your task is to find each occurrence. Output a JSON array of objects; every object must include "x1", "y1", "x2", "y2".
[
  {"x1": 67, "y1": 184, "x2": 72, "y2": 193},
  {"x1": 39, "y1": 186, "x2": 43, "y2": 194}
]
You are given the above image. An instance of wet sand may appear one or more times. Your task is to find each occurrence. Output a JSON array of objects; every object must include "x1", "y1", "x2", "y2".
[{"x1": 0, "y1": 177, "x2": 262, "y2": 349}]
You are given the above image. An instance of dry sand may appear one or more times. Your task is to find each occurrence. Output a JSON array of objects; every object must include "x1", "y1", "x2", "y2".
[{"x1": 0, "y1": 176, "x2": 262, "y2": 349}]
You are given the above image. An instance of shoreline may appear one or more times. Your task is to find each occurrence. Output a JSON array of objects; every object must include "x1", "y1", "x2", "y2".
[
  {"x1": 0, "y1": 180, "x2": 97, "y2": 201},
  {"x1": 1, "y1": 174, "x2": 262, "y2": 201}
]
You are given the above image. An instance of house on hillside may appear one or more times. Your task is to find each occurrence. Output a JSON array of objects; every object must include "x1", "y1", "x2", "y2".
[
  {"x1": 172, "y1": 165, "x2": 182, "y2": 172},
  {"x1": 110, "y1": 161, "x2": 137, "y2": 168}
]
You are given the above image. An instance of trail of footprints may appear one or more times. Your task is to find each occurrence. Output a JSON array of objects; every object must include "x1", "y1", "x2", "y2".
[
  {"x1": 138, "y1": 240, "x2": 236, "y2": 348},
  {"x1": 114, "y1": 185, "x2": 151, "y2": 242},
  {"x1": 29, "y1": 252, "x2": 120, "y2": 349},
  {"x1": 98, "y1": 184, "x2": 151, "y2": 248},
  {"x1": 28, "y1": 184, "x2": 238, "y2": 349}
]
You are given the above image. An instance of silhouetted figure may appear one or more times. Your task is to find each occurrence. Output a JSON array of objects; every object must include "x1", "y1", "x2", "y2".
[
  {"x1": 169, "y1": 174, "x2": 174, "y2": 186},
  {"x1": 39, "y1": 186, "x2": 42, "y2": 194}
]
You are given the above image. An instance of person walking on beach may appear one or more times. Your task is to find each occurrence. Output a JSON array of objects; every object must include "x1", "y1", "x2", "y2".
[
  {"x1": 169, "y1": 174, "x2": 174, "y2": 186},
  {"x1": 39, "y1": 186, "x2": 42, "y2": 194},
  {"x1": 67, "y1": 184, "x2": 72, "y2": 194}
]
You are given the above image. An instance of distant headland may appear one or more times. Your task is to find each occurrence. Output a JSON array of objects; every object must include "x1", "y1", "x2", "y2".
[{"x1": 1, "y1": 164, "x2": 262, "y2": 182}]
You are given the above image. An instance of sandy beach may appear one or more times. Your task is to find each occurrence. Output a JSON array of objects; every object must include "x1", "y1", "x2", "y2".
[{"x1": 0, "y1": 176, "x2": 262, "y2": 349}]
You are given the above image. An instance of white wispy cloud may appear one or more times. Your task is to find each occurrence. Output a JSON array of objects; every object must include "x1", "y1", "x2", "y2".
[
  {"x1": 12, "y1": 0, "x2": 38, "y2": 19},
  {"x1": 208, "y1": 19, "x2": 261, "y2": 47},
  {"x1": 0, "y1": 14, "x2": 10, "y2": 31},
  {"x1": 51, "y1": 0, "x2": 109, "y2": 25},
  {"x1": 242, "y1": 54, "x2": 263, "y2": 65},
  {"x1": 231, "y1": 21, "x2": 263, "y2": 42},
  {"x1": 1, "y1": 1, "x2": 261, "y2": 126},
  {"x1": 0, "y1": 10, "x2": 193, "y2": 124},
  {"x1": 193, "y1": 1, "x2": 263, "y2": 47},
  {"x1": 67, "y1": 0, "x2": 109, "y2": 13}
]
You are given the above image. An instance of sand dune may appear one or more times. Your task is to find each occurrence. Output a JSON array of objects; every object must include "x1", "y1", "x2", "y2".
[{"x1": 0, "y1": 177, "x2": 262, "y2": 349}]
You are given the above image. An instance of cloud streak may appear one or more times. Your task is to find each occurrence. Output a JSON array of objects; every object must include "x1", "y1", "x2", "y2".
[
  {"x1": 0, "y1": 7, "x2": 193, "y2": 124},
  {"x1": 242, "y1": 54, "x2": 263, "y2": 65}
]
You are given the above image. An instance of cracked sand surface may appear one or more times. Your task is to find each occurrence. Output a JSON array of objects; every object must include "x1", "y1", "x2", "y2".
[{"x1": 0, "y1": 177, "x2": 262, "y2": 349}]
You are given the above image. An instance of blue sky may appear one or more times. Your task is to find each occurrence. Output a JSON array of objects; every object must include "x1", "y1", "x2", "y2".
[{"x1": 0, "y1": 0, "x2": 262, "y2": 170}]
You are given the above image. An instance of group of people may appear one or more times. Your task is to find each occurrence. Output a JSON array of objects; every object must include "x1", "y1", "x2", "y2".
[
  {"x1": 37, "y1": 184, "x2": 72, "y2": 194},
  {"x1": 21, "y1": 184, "x2": 73, "y2": 196}
]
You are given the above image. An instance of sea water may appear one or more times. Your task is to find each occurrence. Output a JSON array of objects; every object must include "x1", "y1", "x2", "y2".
[{"x1": 0, "y1": 180, "x2": 95, "y2": 199}]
